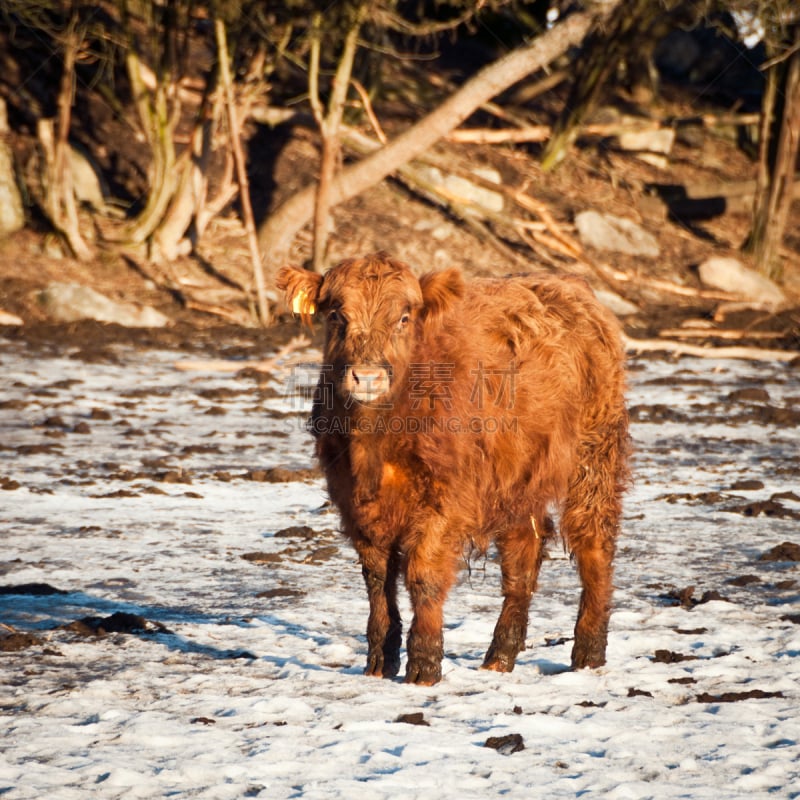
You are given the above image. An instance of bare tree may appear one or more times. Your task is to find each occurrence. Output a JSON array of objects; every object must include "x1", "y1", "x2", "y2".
[
  {"x1": 38, "y1": 1, "x2": 94, "y2": 260},
  {"x1": 308, "y1": 3, "x2": 367, "y2": 271},
  {"x1": 743, "y1": 5, "x2": 800, "y2": 281}
]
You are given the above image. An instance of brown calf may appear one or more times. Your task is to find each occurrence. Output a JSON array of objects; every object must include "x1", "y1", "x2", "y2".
[{"x1": 277, "y1": 253, "x2": 629, "y2": 685}]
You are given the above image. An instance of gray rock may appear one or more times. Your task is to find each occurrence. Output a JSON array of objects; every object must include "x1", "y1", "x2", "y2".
[
  {"x1": 421, "y1": 166, "x2": 504, "y2": 213},
  {"x1": 69, "y1": 145, "x2": 108, "y2": 211},
  {"x1": 594, "y1": 289, "x2": 640, "y2": 316},
  {"x1": 618, "y1": 128, "x2": 675, "y2": 155},
  {"x1": 618, "y1": 127, "x2": 675, "y2": 169},
  {"x1": 575, "y1": 211, "x2": 660, "y2": 258},
  {"x1": 38, "y1": 283, "x2": 170, "y2": 327},
  {"x1": 697, "y1": 256, "x2": 786, "y2": 309}
]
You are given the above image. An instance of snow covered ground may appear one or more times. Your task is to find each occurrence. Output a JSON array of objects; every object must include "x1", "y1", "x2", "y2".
[{"x1": 1, "y1": 338, "x2": 798, "y2": 799}]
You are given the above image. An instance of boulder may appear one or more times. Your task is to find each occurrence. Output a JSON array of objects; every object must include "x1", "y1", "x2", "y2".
[
  {"x1": 618, "y1": 127, "x2": 675, "y2": 169},
  {"x1": 697, "y1": 257, "x2": 786, "y2": 309},
  {"x1": 38, "y1": 283, "x2": 170, "y2": 327},
  {"x1": 421, "y1": 166, "x2": 504, "y2": 213},
  {"x1": 575, "y1": 211, "x2": 660, "y2": 258},
  {"x1": 69, "y1": 144, "x2": 108, "y2": 211},
  {"x1": 618, "y1": 128, "x2": 675, "y2": 155},
  {"x1": 594, "y1": 289, "x2": 640, "y2": 316}
]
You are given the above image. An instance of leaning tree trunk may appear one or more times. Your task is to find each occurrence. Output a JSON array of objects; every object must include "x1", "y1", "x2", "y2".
[
  {"x1": 105, "y1": 2, "x2": 192, "y2": 256},
  {"x1": 743, "y1": 21, "x2": 800, "y2": 282},
  {"x1": 540, "y1": 0, "x2": 670, "y2": 171},
  {"x1": 257, "y1": 2, "x2": 621, "y2": 278},
  {"x1": 117, "y1": 48, "x2": 180, "y2": 247}
]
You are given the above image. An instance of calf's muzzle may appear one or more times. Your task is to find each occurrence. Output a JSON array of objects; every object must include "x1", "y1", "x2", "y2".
[{"x1": 342, "y1": 365, "x2": 391, "y2": 404}]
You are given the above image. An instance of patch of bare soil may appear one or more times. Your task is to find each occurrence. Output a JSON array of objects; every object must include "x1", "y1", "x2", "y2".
[{"x1": 1, "y1": 54, "x2": 800, "y2": 358}]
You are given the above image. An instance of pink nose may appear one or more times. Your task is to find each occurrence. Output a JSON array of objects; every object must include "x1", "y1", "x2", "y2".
[{"x1": 343, "y1": 365, "x2": 390, "y2": 403}]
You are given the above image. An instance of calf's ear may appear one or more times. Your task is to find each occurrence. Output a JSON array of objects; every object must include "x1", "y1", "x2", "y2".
[
  {"x1": 419, "y1": 268, "x2": 465, "y2": 322},
  {"x1": 276, "y1": 266, "x2": 323, "y2": 323}
]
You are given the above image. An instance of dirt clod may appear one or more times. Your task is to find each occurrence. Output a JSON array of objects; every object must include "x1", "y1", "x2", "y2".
[
  {"x1": 395, "y1": 712, "x2": 430, "y2": 726},
  {"x1": 653, "y1": 649, "x2": 698, "y2": 664},
  {"x1": 0, "y1": 630, "x2": 42, "y2": 651},
  {"x1": 0, "y1": 583, "x2": 67, "y2": 596},
  {"x1": 242, "y1": 552, "x2": 283, "y2": 564},
  {"x1": 64, "y1": 611, "x2": 172, "y2": 637},
  {"x1": 759, "y1": 542, "x2": 800, "y2": 562},
  {"x1": 484, "y1": 733, "x2": 525, "y2": 755},
  {"x1": 695, "y1": 690, "x2": 784, "y2": 703}
]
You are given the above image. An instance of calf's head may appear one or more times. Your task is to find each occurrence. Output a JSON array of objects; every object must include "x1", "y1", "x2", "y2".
[{"x1": 277, "y1": 253, "x2": 464, "y2": 406}]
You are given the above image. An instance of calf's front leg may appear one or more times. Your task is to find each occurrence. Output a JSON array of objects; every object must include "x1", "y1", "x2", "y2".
[
  {"x1": 404, "y1": 543, "x2": 459, "y2": 685},
  {"x1": 358, "y1": 543, "x2": 402, "y2": 678}
]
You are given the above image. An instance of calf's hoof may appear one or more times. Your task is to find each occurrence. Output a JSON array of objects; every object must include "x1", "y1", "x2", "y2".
[
  {"x1": 404, "y1": 657, "x2": 442, "y2": 686},
  {"x1": 480, "y1": 650, "x2": 516, "y2": 673},
  {"x1": 365, "y1": 652, "x2": 400, "y2": 679},
  {"x1": 570, "y1": 635, "x2": 607, "y2": 670}
]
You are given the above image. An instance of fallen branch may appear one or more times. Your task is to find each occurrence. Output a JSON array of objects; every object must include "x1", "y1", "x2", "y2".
[
  {"x1": 253, "y1": 107, "x2": 766, "y2": 311},
  {"x1": 624, "y1": 333, "x2": 799, "y2": 362},
  {"x1": 609, "y1": 272, "x2": 742, "y2": 302},
  {"x1": 448, "y1": 125, "x2": 551, "y2": 144},
  {"x1": 342, "y1": 125, "x2": 736, "y2": 304},
  {"x1": 512, "y1": 186, "x2": 583, "y2": 259},
  {"x1": 658, "y1": 328, "x2": 786, "y2": 341},
  {"x1": 508, "y1": 69, "x2": 569, "y2": 105},
  {"x1": 174, "y1": 335, "x2": 311, "y2": 373},
  {"x1": 448, "y1": 112, "x2": 762, "y2": 145},
  {"x1": 183, "y1": 299, "x2": 255, "y2": 326}
]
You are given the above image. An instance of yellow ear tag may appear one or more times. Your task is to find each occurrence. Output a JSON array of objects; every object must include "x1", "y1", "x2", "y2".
[{"x1": 292, "y1": 289, "x2": 315, "y2": 316}]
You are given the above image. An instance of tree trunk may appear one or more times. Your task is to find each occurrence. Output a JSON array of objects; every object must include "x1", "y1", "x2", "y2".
[
  {"x1": 256, "y1": 3, "x2": 620, "y2": 277},
  {"x1": 41, "y1": 5, "x2": 93, "y2": 260},
  {"x1": 309, "y1": 7, "x2": 366, "y2": 272},
  {"x1": 118, "y1": 49, "x2": 179, "y2": 246},
  {"x1": 743, "y1": 22, "x2": 800, "y2": 282},
  {"x1": 215, "y1": 16, "x2": 270, "y2": 325}
]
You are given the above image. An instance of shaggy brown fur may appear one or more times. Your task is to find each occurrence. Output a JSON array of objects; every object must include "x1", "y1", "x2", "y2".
[{"x1": 277, "y1": 253, "x2": 630, "y2": 685}]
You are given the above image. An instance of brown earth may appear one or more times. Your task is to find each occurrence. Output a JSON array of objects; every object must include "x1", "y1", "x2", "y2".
[{"x1": 1, "y1": 70, "x2": 799, "y2": 355}]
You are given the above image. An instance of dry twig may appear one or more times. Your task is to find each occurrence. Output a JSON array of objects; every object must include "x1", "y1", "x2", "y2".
[
  {"x1": 215, "y1": 17, "x2": 269, "y2": 325},
  {"x1": 658, "y1": 328, "x2": 785, "y2": 341}
]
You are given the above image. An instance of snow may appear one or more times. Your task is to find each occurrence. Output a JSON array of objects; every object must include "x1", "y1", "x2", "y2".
[{"x1": 1, "y1": 340, "x2": 798, "y2": 799}]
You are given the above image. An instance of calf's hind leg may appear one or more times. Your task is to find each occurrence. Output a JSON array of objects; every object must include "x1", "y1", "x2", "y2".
[
  {"x1": 568, "y1": 534, "x2": 616, "y2": 668},
  {"x1": 482, "y1": 517, "x2": 549, "y2": 673},
  {"x1": 562, "y1": 428, "x2": 626, "y2": 669}
]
